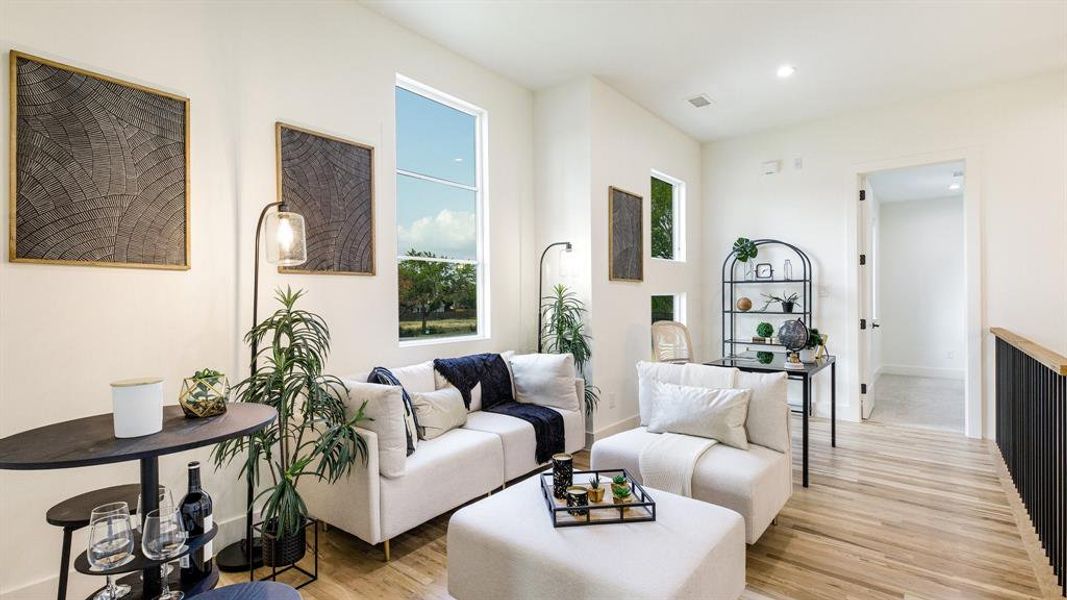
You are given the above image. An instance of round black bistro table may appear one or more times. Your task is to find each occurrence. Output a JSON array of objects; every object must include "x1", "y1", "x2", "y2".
[{"x1": 0, "y1": 404, "x2": 276, "y2": 599}]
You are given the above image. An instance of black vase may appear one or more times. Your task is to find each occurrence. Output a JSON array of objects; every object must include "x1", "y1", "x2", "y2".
[
  {"x1": 781, "y1": 301, "x2": 795, "y2": 313},
  {"x1": 263, "y1": 518, "x2": 307, "y2": 567},
  {"x1": 552, "y1": 453, "x2": 573, "y2": 500}
]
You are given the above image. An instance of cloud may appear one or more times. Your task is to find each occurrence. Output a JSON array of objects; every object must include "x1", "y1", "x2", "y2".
[{"x1": 398, "y1": 209, "x2": 476, "y2": 259}]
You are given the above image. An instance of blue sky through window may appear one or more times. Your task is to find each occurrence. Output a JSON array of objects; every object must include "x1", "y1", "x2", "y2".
[
  {"x1": 396, "y1": 175, "x2": 476, "y2": 260},
  {"x1": 396, "y1": 87, "x2": 476, "y2": 186}
]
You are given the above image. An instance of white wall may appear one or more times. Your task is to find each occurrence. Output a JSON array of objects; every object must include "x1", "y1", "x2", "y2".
[
  {"x1": 877, "y1": 196, "x2": 965, "y2": 379},
  {"x1": 0, "y1": 2, "x2": 534, "y2": 597},
  {"x1": 703, "y1": 68, "x2": 1067, "y2": 436},
  {"x1": 533, "y1": 77, "x2": 703, "y2": 437}
]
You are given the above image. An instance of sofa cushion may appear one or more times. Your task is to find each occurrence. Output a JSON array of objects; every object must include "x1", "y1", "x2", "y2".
[
  {"x1": 388, "y1": 360, "x2": 436, "y2": 394},
  {"x1": 736, "y1": 370, "x2": 790, "y2": 453},
  {"x1": 647, "y1": 382, "x2": 750, "y2": 449},
  {"x1": 464, "y1": 407, "x2": 584, "y2": 480},
  {"x1": 637, "y1": 361, "x2": 685, "y2": 426},
  {"x1": 343, "y1": 380, "x2": 407, "y2": 479},
  {"x1": 510, "y1": 353, "x2": 579, "y2": 412},
  {"x1": 411, "y1": 387, "x2": 467, "y2": 440},
  {"x1": 590, "y1": 426, "x2": 791, "y2": 543},
  {"x1": 680, "y1": 363, "x2": 738, "y2": 394},
  {"x1": 379, "y1": 428, "x2": 503, "y2": 540},
  {"x1": 368, "y1": 367, "x2": 419, "y2": 456}
]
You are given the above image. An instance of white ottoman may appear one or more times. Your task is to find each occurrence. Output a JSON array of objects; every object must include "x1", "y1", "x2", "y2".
[{"x1": 447, "y1": 473, "x2": 746, "y2": 600}]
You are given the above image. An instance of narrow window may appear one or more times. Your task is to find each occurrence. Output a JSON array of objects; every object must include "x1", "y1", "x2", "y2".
[
  {"x1": 395, "y1": 77, "x2": 486, "y2": 343},
  {"x1": 651, "y1": 294, "x2": 685, "y2": 324},
  {"x1": 650, "y1": 171, "x2": 685, "y2": 261}
]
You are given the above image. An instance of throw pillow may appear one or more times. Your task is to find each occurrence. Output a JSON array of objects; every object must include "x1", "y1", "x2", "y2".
[
  {"x1": 736, "y1": 370, "x2": 790, "y2": 453},
  {"x1": 342, "y1": 380, "x2": 408, "y2": 478},
  {"x1": 411, "y1": 387, "x2": 468, "y2": 440},
  {"x1": 646, "y1": 381, "x2": 751, "y2": 450},
  {"x1": 387, "y1": 360, "x2": 436, "y2": 394},
  {"x1": 510, "y1": 353, "x2": 580, "y2": 413},
  {"x1": 433, "y1": 351, "x2": 515, "y2": 412},
  {"x1": 367, "y1": 367, "x2": 419, "y2": 455},
  {"x1": 433, "y1": 353, "x2": 514, "y2": 411},
  {"x1": 636, "y1": 360, "x2": 686, "y2": 426}
]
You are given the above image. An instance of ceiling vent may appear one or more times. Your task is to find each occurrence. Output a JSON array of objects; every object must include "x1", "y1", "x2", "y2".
[{"x1": 687, "y1": 94, "x2": 714, "y2": 108}]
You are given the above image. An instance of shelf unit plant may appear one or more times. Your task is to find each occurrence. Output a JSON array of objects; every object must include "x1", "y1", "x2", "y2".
[{"x1": 721, "y1": 239, "x2": 813, "y2": 358}]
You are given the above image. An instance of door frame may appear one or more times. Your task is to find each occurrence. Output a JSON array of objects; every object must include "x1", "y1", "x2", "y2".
[{"x1": 848, "y1": 148, "x2": 982, "y2": 438}]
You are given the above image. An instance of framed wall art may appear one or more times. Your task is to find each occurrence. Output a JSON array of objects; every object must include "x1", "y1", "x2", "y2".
[
  {"x1": 276, "y1": 122, "x2": 375, "y2": 275},
  {"x1": 609, "y1": 186, "x2": 643, "y2": 282},
  {"x1": 9, "y1": 51, "x2": 190, "y2": 269}
]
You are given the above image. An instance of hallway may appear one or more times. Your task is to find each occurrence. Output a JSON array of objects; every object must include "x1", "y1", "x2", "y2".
[{"x1": 869, "y1": 374, "x2": 964, "y2": 433}]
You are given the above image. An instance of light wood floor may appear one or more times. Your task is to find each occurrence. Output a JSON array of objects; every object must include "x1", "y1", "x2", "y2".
[{"x1": 223, "y1": 417, "x2": 1058, "y2": 599}]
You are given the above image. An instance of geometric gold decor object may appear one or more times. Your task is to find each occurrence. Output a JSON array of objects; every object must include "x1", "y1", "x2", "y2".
[
  {"x1": 178, "y1": 374, "x2": 229, "y2": 418},
  {"x1": 10, "y1": 51, "x2": 190, "y2": 269}
]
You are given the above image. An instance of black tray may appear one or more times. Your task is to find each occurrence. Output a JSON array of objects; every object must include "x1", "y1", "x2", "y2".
[{"x1": 539, "y1": 468, "x2": 656, "y2": 527}]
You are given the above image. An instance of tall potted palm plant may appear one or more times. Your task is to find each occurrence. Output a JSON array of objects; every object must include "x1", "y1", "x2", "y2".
[
  {"x1": 212, "y1": 287, "x2": 367, "y2": 566},
  {"x1": 540, "y1": 284, "x2": 599, "y2": 417}
]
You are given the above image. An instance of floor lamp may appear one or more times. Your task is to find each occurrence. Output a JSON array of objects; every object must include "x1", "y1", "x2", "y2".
[
  {"x1": 216, "y1": 201, "x2": 307, "y2": 572},
  {"x1": 537, "y1": 241, "x2": 572, "y2": 353}
]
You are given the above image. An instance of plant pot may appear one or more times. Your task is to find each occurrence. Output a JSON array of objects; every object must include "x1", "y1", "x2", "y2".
[
  {"x1": 178, "y1": 376, "x2": 228, "y2": 418},
  {"x1": 799, "y1": 348, "x2": 815, "y2": 363},
  {"x1": 781, "y1": 301, "x2": 795, "y2": 313},
  {"x1": 587, "y1": 485, "x2": 605, "y2": 503},
  {"x1": 262, "y1": 519, "x2": 307, "y2": 567}
]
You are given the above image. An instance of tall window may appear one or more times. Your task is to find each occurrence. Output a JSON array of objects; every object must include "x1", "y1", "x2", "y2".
[
  {"x1": 395, "y1": 77, "x2": 486, "y2": 343},
  {"x1": 650, "y1": 171, "x2": 685, "y2": 261}
]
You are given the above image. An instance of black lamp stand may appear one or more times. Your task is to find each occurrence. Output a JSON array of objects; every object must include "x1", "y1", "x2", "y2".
[{"x1": 537, "y1": 241, "x2": 572, "y2": 353}]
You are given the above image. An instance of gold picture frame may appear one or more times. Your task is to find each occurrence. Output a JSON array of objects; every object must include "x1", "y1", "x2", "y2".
[
  {"x1": 9, "y1": 51, "x2": 191, "y2": 270},
  {"x1": 275, "y1": 122, "x2": 376, "y2": 276}
]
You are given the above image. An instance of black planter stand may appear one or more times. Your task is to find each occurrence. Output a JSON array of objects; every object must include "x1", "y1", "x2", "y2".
[{"x1": 252, "y1": 518, "x2": 318, "y2": 589}]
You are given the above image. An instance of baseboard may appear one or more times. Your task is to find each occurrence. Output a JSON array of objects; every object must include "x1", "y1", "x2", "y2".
[
  {"x1": 877, "y1": 364, "x2": 965, "y2": 380},
  {"x1": 0, "y1": 510, "x2": 256, "y2": 600},
  {"x1": 585, "y1": 414, "x2": 641, "y2": 447}
]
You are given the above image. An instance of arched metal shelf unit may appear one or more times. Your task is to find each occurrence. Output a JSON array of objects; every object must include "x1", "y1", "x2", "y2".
[{"x1": 721, "y1": 239, "x2": 813, "y2": 358}]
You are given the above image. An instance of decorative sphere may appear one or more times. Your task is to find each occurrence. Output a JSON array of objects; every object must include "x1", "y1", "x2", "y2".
[
  {"x1": 736, "y1": 297, "x2": 752, "y2": 311},
  {"x1": 778, "y1": 319, "x2": 810, "y2": 352}
]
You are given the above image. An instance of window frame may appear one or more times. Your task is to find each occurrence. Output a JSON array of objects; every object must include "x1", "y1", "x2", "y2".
[
  {"x1": 651, "y1": 293, "x2": 687, "y2": 325},
  {"x1": 649, "y1": 170, "x2": 686, "y2": 263},
  {"x1": 395, "y1": 75, "x2": 489, "y2": 347}
]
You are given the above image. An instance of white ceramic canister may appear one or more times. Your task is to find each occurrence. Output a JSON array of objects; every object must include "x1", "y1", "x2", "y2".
[{"x1": 111, "y1": 377, "x2": 164, "y2": 438}]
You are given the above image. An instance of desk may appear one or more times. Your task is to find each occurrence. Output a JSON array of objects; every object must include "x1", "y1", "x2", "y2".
[
  {"x1": 0, "y1": 404, "x2": 276, "y2": 598},
  {"x1": 705, "y1": 353, "x2": 836, "y2": 487}
]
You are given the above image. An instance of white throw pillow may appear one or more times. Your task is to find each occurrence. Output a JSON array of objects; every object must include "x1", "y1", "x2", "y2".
[
  {"x1": 342, "y1": 380, "x2": 407, "y2": 478},
  {"x1": 680, "y1": 363, "x2": 738, "y2": 390},
  {"x1": 636, "y1": 361, "x2": 686, "y2": 426},
  {"x1": 411, "y1": 387, "x2": 468, "y2": 440},
  {"x1": 388, "y1": 361, "x2": 436, "y2": 394},
  {"x1": 646, "y1": 381, "x2": 751, "y2": 450},
  {"x1": 509, "y1": 353, "x2": 580, "y2": 412},
  {"x1": 736, "y1": 370, "x2": 790, "y2": 453}
]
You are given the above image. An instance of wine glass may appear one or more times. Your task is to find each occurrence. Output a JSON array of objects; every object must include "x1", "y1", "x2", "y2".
[
  {"x1": 141, "y1": 508, "x2": 188, "y2": 600},
  {"x1": 136, "y1": 487, "x2": 175, "y2": 529},
  {"x1": 87, "y1": 502, "x2": 134, "y2": 600}
]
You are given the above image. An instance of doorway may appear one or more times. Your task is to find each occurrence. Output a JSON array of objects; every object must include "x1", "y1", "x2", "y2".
[{"x1": 858, "y1": 161, "x2": 966, "y2": 433}]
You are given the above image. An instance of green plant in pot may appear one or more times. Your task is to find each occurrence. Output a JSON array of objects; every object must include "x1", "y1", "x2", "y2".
[
  {"x1": 800, "y1": 328, "x2": 824, "y2": 362},
  {"x1": 541, "y1": 284, "x2": 600, "y2": 418},
  {"x1": 179, "y1": 368, "x2": 229, "y2": 418},
  {"x1": 212, "y1": 287, "x2": 368, "y2": 567},
  {"x1": 755, "y1": 322, "x2": 774, "y2": 341},
  {"x1": 732, "y1": 237, "x2": 759, "y2": 280},
  {"x1": 587, "y1": 477, "x2": 605, "y2": 503},
  {"x1": 611, "y1": 474, "x2": 633, "y2": 506},
  {"x1": 761, "y1": 292, "x2": 801, "y2": 313}
]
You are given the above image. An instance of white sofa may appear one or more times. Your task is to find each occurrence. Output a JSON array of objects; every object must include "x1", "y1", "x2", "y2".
[
  {"x1": 590, "y1": 361, "x2": 792, "y2": 544},
  {"x1": 301, "y1": 355, "x2": 586, "y2": 559}
]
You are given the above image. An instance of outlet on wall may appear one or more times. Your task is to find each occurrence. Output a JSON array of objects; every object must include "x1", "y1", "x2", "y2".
[
  {"x1": 607, "y1": 391, "x2": 617, "y2": 410},
  {"x1": 947, "y1": 351, "x2": 955, "y2": 359}
]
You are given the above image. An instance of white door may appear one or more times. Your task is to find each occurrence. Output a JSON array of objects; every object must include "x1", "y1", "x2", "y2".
[{"x1": 858, "y1": 179, "x2": 880, "y2": 419}]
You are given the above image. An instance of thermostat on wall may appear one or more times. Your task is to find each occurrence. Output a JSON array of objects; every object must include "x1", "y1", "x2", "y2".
[{"x1": 761, "y1": 160, "x2": 781, "y2": 175}]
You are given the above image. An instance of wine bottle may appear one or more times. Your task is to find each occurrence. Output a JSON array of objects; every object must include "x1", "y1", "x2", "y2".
[{"x1": 179, "y1": 461, "x2": 214, "y2": 585}]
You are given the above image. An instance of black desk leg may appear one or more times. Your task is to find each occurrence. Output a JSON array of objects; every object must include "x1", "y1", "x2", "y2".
[
  {"x1": 802, "y1": 376, "x2": 810, "y2": 488},
  {"x1": 140, "y1": 457, "x2": 162, "y2": 598},
  {"x1": 831, "y1": 362, "x2": 837, "y2": 447},
  {"x1": 58, "y1": 527, "x2": 72, "y2": 600}
]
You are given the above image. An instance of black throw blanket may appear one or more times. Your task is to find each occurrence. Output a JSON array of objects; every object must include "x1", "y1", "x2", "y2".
[{"x1": 434, "y1": 353, "x2": 565, "y2": 464}]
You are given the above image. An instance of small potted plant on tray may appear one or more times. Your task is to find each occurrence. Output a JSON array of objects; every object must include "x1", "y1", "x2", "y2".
[
  {"x1": 761, "y1": 292, "x2": 802, "y2": 313},
  {"x1": 611, "y1": 474, "x2": 632, "y2": 505},
  {"x1": 800, "y1": 328, "x2": 824, "y2": 363},
  {"x1": 587, "y1": 477, "x2": 605, "y2": 503},
  {"x1": 179, "y1": 368, "x2": 229, "y2": 418}
]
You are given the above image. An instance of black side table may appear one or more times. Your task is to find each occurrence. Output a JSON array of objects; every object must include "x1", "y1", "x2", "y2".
[
  {"x1": 46, "y1": 484, "x2": 142, "y2": 600},
  {"x1": 705, "y1": 353, "x2": 836, "y2": 488},
  {"x1": 0, "y1": 404, "x2": 276, "y2": 599}
]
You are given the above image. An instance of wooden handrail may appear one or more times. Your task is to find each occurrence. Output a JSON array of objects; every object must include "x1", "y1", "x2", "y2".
[{"x1": 991, "y1": 327, "x2": 1067, "y2": 376}]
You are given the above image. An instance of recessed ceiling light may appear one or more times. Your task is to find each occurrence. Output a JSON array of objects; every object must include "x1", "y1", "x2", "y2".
[
  {"x1": 776, "y1": 64, "x2": 796, "y2": 78},
  {"x1": 948, "y1": 182, "x2": 961, "y2": 191},
  {"x1": 687, "y1": 94, "x2": 714, "y2": 108}
]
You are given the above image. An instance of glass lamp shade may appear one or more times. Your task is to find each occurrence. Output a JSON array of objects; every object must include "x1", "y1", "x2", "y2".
[{"x1": 265, "y1": 211, "x2": 307, "y2": 266}]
